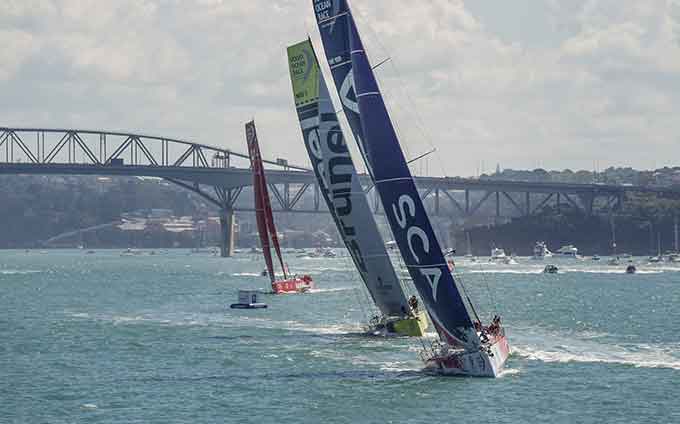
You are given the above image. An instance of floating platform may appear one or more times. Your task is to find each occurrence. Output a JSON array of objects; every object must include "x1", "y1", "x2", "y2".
[
  {"x1": 230, "y1": 290, "x2": 267, "y2": 309},
  {"x1": 230, "y1": 303, "x2": 268, "y2": 309}
]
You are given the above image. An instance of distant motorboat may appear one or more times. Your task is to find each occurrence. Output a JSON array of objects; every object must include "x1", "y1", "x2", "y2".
[
  {"x1": 120, "y1": 248, "x2": 140, "y2": 256},
  {"x1": 489, "y1": 248, "x2": 516, "y2": 265},
  {"x1": 555, "y1": 245, "x2": 579, "y2": 257},
  {"x1": 532, "y1": 242, "x2": 553, "y2": 259},
  {"x1": 664, "y1": 252, "x2": 680, "y2": 263},
  {"x1": 592, "y1": 254, "x2": 601, "y2": 261},
  {"x1": 648, "y1": 256, "x2": 662, "y2": 263},
  {"x1": 607, "y1": 257, "x2": 621, "y2": 266},
  {"x1": 489, "y1": 247, "x2": 507, "y2": 262},
  {"x1": 543, "y1": 264, "x2": 558, "y2": 274}
]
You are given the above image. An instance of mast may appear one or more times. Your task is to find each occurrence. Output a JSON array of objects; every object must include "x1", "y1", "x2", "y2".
[
  {"x1": 314, "y1": 0, "x2": 480, "y2": 348},
  {"x1": 245, "y1": 121, "x2": 287, "y2": 280},
  {"x1": 286, "y1": 39, "x2": 408, "y2": 316},
  {"x1": 675, "y1": 215, "x2": 679, "y2": 252},
  {"x1": 610, "y1": 215, "x2": 617, "y2": 256},
  {"x1": 261, "y1": 168, "x2": 288, "y2": 279},
  {"x1": 466, "y1": 231, "x2": 472, "y2": 256}
]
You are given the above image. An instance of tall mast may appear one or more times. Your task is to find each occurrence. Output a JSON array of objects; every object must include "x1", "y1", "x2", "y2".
[
  {"x1": 245, "y1": 121, "x2": 288, "y2": 280},
  {"x1": 675, "y1": 215, "x2": 679, "y2": 252},
  {"x1": 314, "y1": 0, "x2": 479, "y2": 348}
]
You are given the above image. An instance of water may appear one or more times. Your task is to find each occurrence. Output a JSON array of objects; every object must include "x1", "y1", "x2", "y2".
[{"x1": 1, "y1": 250, "x2": 679, "y2": 423}]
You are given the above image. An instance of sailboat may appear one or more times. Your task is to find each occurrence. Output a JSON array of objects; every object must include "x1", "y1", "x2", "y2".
[
  {"x1": 649, "y1": 232, "x2": 662, "y2": 263},
  {"x1": 607, "y1": 216, "x2": 621, "y2": 266},
  {"x1": 245, "y1": 121, "x2": 314, "y2": 294},
  {"x1": 314, "y1": 0, "x2": 509, "y2": 377},
  {"x1": 286, "y1": 39, "x2": 427, "y2": 336},
  {"x1": 665, "y1": 216, "x2": 680, "y2": 262},
  {"x1": 464, "y1": 231, "x2": 476, "y2": 262}
]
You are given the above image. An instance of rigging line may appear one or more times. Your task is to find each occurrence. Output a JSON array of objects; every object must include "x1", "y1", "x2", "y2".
[
  {"x1": 350, "y1": 5, "x2": 448, "y2": 178},
  {"x1": 407, "y1": 148, "x2": 437, "y2": 165},
  {"x1": 476, "y1": 257, "x2": 499, "y2": 318}
]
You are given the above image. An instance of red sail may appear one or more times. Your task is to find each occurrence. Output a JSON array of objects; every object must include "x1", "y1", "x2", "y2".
[
  {"x1": 246, "y1": 122, "x2": 275, "y2": 283},
  {"x1": 245, "y1": 121, "x2": 288, "y2": 280},
  {"x1": 260, "y1": 174, "x2": 288, "y2": 279}
]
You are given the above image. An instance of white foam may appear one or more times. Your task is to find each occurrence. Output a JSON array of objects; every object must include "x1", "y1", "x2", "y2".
[
  {"x1": 467, "y1": 269, "x2": 544, "y2": 275},
  {"x1": 379, "y1": 361, "x2": 423, "y2": 372},
  {"x1": 307, "y1": 287, "x2": 354, "y2": 294},
  {"x1": 0, "y1": 269, "x2": 42, "y2": 275},
  {"x1": 513, "y1": 340, "x2": 680, "y2": 370},
  {"x1": 497, "y1": 368, "x2": 521, "y2": 377}
]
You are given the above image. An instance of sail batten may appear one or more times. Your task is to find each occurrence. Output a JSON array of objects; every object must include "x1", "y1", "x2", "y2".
[{"x1": 287, "y1": 38, "x2": 408, "y2": 317}]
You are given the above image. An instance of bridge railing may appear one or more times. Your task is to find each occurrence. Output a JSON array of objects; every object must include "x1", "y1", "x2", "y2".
[{"x1": 0, "y1": 127, "x2": 310, "y2": 171}]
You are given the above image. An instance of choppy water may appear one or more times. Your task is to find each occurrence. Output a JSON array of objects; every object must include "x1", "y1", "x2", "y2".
[{"x1": 1, "y1": 249, "x2": 679, "y2": 423}]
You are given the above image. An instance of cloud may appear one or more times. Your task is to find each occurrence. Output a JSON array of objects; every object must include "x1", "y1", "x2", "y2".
[{"x1": 1, "y1": 0, "x2": 679, "y2": 175}]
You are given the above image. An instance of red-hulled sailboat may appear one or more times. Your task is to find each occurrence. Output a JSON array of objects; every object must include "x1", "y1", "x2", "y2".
[{"x1": 245, "y1": 121, "x2": 314, "y2": 294}]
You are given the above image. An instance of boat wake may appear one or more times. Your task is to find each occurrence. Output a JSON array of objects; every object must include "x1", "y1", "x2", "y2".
[
  {"x1": 512, "y1": 329, "x2": 680, "y2": 370},
  {"x1": 229, "y1": 272, "x2": 262, "y2": 277},
  {"x1": 467, "y1": 269, "x2": 544, "y2": 275},
  {"x1": 66, "y1": 310, "x2": 363, "y2": 336},
  {"x1": 307, "y1": 287, "x2": 354, "y2": 294},
  {"x1": 0, "y1": 269, "x2": 42, "y2": 275}
]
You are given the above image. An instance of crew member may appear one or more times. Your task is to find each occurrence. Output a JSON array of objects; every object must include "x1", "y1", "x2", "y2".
[{"x1": 408, "y1": 295, "x2": 419, "y2": 315}]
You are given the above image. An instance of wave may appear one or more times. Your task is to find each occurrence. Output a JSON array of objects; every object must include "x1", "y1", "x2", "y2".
[
  {"x1": 464, "y1": 267, "x2": 669, "y2": 275},
  {"x1": 0, "y1": 269, "x2": 42, "y2": 275},
  {"x1": 307, "y1": 287, "x2": 354, "y2": 294},
  {"x1": 512, "y1": 328, "x2": 680, "y2": 370},
  {"x1": 66, "y1": 310, "x2": 364, "y2": 336},
  {"x1": 467, "y1": 269, "x2": 544, "y2": 275}
]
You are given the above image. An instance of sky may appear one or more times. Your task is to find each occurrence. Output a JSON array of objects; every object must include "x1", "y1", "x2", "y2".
[{"x1": 2, "y1": 0, "x2": 680, "y2": 177}]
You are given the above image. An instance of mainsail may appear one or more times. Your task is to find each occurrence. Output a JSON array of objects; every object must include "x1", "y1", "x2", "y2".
[
  {"x1": 245, "y1": 121, "x2": 287, "y2": 280},
  {"x1": 313, "y1": 0, "x2": 480, "y2": 349},
  {"x1": 313, "y1": 0, "x2": 373, "y2": 176},
  {"x1": 286, "y1": 39, "x2": 408, "y2": 317}
]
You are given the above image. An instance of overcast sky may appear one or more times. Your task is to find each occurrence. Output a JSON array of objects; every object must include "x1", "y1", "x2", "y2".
[{"x1": 2, "y1": 0, "x2": 680, "y2": 176}]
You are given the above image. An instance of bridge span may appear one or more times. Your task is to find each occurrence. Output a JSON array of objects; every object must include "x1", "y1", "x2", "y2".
[{"x1": 3, "y1": 127, "x2": 679, "y2": 256}]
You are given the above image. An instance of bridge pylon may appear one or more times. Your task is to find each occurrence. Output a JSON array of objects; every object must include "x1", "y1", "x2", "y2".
[{"x1": 219, "y1": 208, "x2": 235, "y2": 258}]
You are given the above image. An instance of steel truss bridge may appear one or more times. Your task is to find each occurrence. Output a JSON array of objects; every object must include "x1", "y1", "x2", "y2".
[{"x1": 2, "y1": 127, "x2": 679, "y2": 256}]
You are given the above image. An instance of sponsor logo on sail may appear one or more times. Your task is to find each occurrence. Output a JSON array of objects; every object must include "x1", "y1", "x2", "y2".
[{"x1": 392, "y1": 194, "x2": 442, "y2": 301}]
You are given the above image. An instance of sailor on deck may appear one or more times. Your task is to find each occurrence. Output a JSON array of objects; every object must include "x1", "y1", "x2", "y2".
[{"x1": 408, "y1": 295, "x2": 419, "y2": 316}]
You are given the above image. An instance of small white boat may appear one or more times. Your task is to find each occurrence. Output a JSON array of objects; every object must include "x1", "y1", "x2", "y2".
[
  {"x1": 532, "y1": 241, "x2": 552, "y2": 259},
  {"x1": 489, "y1": 247, "x2": 507, "y2": 262},
  {"x1": 489, "y1": 247, "x2": 516, "y2": 264},
  {"x1": 555, "y1": 245, "x2": 579, "y2": 257}
]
